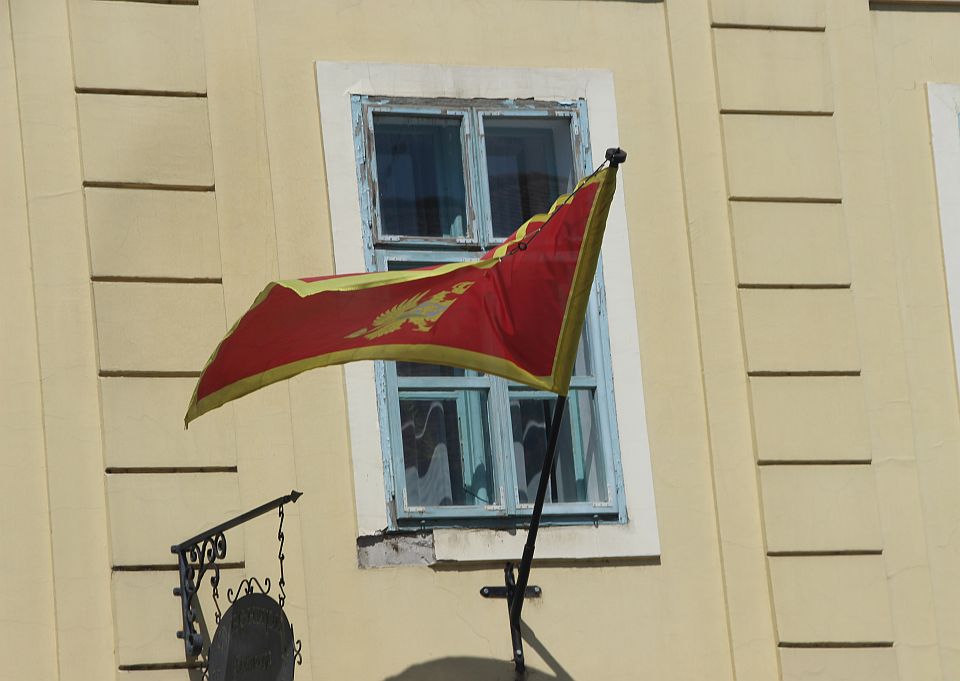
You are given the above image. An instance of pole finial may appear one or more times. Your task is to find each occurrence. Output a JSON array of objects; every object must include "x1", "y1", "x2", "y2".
[{"x1": 605, "y1": 147, "x2": 627, "y2": 166}]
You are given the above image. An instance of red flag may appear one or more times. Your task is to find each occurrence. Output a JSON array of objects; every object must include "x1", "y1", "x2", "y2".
[{"x1": 185, "y1": 164, "x2": 619, "y2": 426}]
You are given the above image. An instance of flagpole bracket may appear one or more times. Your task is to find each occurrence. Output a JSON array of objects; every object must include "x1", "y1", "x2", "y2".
[
  {"x1": 479, "y1": 562, "x2": 539, "y2": 672},
  {"x1": 479, "y1": 580, "x2": 542, "y2": 600}
]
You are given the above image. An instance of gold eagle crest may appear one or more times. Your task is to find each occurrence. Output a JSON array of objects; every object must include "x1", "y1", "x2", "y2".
[{"x1": 345, "y1": 281, "x2": 475, "y2": 340}]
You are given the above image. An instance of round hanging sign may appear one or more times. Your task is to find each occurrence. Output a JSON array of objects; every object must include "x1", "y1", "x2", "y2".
[{"x1": 208, "y1": 593, "x2": 295, "y2": 681}]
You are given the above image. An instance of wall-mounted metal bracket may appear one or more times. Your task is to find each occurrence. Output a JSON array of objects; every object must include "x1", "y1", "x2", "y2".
[
  {"x1": 480, "y1": 563, "x2": 542, "y2": 672},
  {"x1": 479, "y1": 584, "x2": 541, "y2": 599},
  {"x1": 171, "y1": 490, "x2": 302, "y2": 658},
  {"x1": 480, "y1": 559, "x2": 542, "y2": 600}
]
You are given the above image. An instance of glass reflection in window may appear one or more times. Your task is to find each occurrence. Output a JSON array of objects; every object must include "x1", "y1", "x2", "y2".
[
  {"x1": 483, "y1": 116, "x2": 576, "y2": 239},
  {"x1": 373, "y1": 114, "x2": 467, "y2": 239}
]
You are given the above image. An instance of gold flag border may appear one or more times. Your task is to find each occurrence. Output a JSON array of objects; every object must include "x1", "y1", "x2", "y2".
[{"x1": 184, "y1": 167, "x2": 617, "y2": 426}]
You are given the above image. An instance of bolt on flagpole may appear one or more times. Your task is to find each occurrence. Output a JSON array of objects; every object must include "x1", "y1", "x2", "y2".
[{"x1": 501, "y1": 147, "x2": 627, "y2": 674}]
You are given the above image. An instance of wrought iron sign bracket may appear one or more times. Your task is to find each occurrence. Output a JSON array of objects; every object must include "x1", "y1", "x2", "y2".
[{"x1": 171, "y1": 489, "x2": 303, "y2": 658}]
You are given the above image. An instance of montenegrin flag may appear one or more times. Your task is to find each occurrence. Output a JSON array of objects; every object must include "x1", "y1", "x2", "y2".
[{"x1": 185, "y1": 156, "x2": 622, "y2": 426}]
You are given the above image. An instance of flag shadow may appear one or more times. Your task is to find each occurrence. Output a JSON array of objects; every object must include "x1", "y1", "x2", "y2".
[{"x1": 382, "y1": 623, "x2": 575, "y2": 681}]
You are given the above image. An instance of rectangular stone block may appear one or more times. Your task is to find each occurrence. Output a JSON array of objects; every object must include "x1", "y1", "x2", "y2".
[
  {"x1": 93, "y1": 282, "x2": 225, "y2": 372},
  {"x1": 770, "y1": 555, "x2": 893, "y2": 643},
  {"x1": 78, "y1": 94, "x2": 214, "y2": 186},
  {"x1": 740, "y1": 289, "x2": 860, "y2": 372},
  {"x1": 732, "y1": 202, "x2": 850, "y2": 285},
  {"x1": 86, "y1": 188, "x2": 220, "y2": 278},
  {"x1": 113, "y1": 567, "x2": 242, "y2": 665},
  {"x1": 761, "y1": 465, "x2": 882, "y2": 552},
  {"x1": 101, "y1": 377, "x2": 236, "y2": 468},
  {"x1": 780, "y1": 647, "x2": 898, "y2": 681},
  {"x1": 723, "y1": 115, "x2": 841, "y2": 199},
  {"x1": 107, "y1": 473, "x2": 243, "y2": 565},
  {"x1": 711, "y1": 0, "x2": 824, "y2": 27},
  {"x1": 715, "y1": 29, "x2": 831, "y2": 112},
  {"x1": 750, "y1": 376, "x2": 870, "y2": 462},
  {"x1": 71, "y1": 1, "x2": 205, "y2": 93}
]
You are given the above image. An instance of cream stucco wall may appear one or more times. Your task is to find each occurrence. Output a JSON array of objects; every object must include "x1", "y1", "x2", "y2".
[{"x1": 2, "y1": 1, "x2": 959, "y2": 680}]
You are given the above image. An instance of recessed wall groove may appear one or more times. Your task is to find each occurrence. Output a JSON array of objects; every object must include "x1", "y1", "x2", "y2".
[
  {"x1": 778, "y1": 641, "x2": 895, "y2": 649},
  {"x1": 738, "y1": 283, "x2": 851, "y2": 290},
  {"x1": 729, "y1": 196, "x2": 842, "y2": 204},
  {"x1": 76, "y1": 87, "x2": 206, "y2": 98},
  {"x1": 105, "y1": 466, "x2": 238, "y2": 474},
  {"x1": 118, "y1": 662, "x2": 205, "y2": 672},
  {"x1": 711, "y1": 23, "x2": 826, "y2": 32},
  {"x1": 112, "y1": 562, "x2": 244, "y2": 572},
  {"x1": 758, "y1": 459, "x2": 873, "y2": 466},
  {"x1": 99, "y1": 370, "x2": 201, "y2": 378},
  {"x1": 84, "y1": 180, "x2": 214, "y2": 192},
  {"x1": 748, "y1": 370, "x2": 861, "y2": 378},
  {"x1": 91, "y1": 275, "x2": 222, "y2": 284},
  {"x1": 95, "y1": 0, "x2": 200, "y2": 5},
  {"x1": 721, "y1": 109, "x2": 834, "y2": 117},
  {"x1": 870, "y1": 0, "x2": 960, "y2": 9},
  {"x1": 768, "y1": 550, "x2": 883, "y2": 557}
]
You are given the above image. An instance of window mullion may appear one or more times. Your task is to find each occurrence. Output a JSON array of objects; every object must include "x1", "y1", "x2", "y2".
[
  {"x1": 380, "y1": 359, "x2": 406, "y2": 522},
  {"x1": 466, "y1": 107, "x2": 517, "y2": 514},
  {"x1": 575, "y1": 99, "x2": 592, "y2": 178},
  {"x1": 466, "y1": 108, "x2": 493, "y2": 246},
  {"x1": 587, "y1": 262, "x2": 624, "y2": 514},
  {"x1": 352, "y1": 97, "x2": 378, "y2": 269},
  {"x1": 363, "y1": 102, "x2": 384, "y2": 246}
]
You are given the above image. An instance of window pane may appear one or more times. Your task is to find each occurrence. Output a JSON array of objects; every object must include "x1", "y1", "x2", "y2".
[
  {"x1": 510, "y1": 391, "x2": 607, "y2": 505},
  {"x1": 573, "y1": 328, "x2": 592, "y2": 377},
  {"x1": 399, "y1": 394, "x2": 495, "y2": 507},
  {"x1": 483, "y1": 116, "x2": 576, "y2": 238},
  {"x1": 373, "y1": 114, "x2": 467, "y2": 238}
]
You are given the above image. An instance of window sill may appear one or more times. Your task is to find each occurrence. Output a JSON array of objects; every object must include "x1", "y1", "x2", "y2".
[
  {"x1": 357, "y1": 515, "x2": 659, "y2": 568},
  {"x1": 433, "y1": 518, "x2": 660, "y2": 562}
]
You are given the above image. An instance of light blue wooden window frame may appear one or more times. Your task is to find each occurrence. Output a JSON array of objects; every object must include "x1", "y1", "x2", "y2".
[{"x1": 352, "y1": 95, "x2": 627, "y2": 529}]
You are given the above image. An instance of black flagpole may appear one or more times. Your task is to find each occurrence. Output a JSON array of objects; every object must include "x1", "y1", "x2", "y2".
[
  {"x1": 487, "y1": 147, "x2": 625, "y2": 674},
  {"x1": 508, "y1": 394, "x2": 567, "y2": 671}
]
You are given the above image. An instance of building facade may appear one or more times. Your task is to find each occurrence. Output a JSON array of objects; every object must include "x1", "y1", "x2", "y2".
[{"x1": 2, "y1": 0, "x2": 960, "y2": 679}]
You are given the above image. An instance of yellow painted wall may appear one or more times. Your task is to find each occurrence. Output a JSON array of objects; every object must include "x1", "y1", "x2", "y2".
[{"x1": 1, "y1": 1, "x2": 959, "y2": 680}]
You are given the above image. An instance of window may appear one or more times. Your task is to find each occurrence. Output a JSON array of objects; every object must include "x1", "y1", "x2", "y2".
[
  {"x1": 316, "y1": 62, "x2": 658, "y2": 562},
  {"x1": 352, "y1": 96, "x2": 625, "y2": 528},
  {"x1": 929, "y1": 83, "x2": 960, "y2": 389}
]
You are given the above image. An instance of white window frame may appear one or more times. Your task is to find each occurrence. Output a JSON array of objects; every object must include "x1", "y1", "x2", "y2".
[
  {"x1": 929, "y1": 83, "x2": 960, "y2": 394},
  {"x1": 316, "y1": 62, "x2": 659, "y2": 562}
]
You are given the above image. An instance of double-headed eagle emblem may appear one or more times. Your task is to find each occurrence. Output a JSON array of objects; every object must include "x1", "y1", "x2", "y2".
[{"x1": 345, "y1": 281, "x2": 475, "y2": 340}]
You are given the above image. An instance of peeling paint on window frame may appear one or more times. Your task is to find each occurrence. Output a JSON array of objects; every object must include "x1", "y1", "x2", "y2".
[{"x1": 350, "y1": 94, "x2": 627, "y2": 533}]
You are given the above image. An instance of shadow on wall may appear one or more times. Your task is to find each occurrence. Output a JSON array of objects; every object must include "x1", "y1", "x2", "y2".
[
  {"x1": 383, "y1": 658, "x2": 568, "y2": 681},
  {"x1": 383, "y1": 624, "x2": 575, "y2": 681}
]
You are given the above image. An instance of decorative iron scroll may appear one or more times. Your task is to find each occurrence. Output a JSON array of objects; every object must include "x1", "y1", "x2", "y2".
[
  {"x1": 277, "y1": 503, "x2": 303, "y2": 666},
  {"x1": 278, "y1": 503, "x2": 287, "y2": 608},
  {"x1": 227, "y1": 576, "x2": 272, "y2": 603},
  {"x1": 173, "y1": 532, "x2": 227, "y2": 655},
  {"x1": 171, "y1": 490, "x2": 303, "y2": 663}
]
